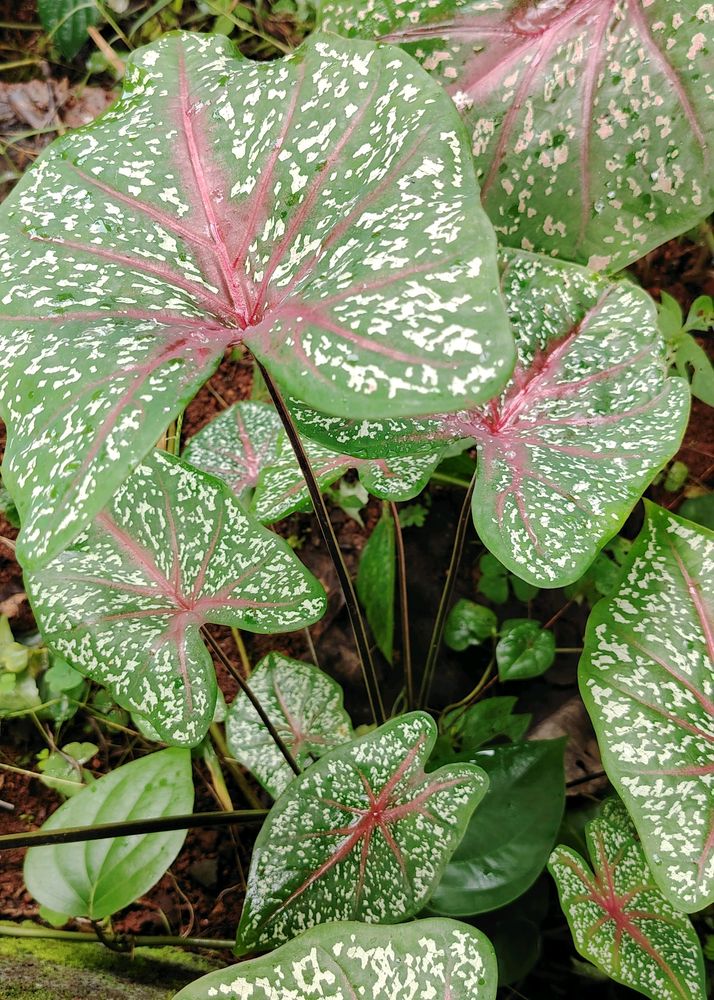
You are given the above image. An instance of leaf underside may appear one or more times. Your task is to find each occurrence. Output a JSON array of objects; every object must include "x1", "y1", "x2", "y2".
[
  {"x1": 549, "y1": 798, "x2": 705, "y2": 1000},
  {"x1": 321, "y1": 0, "x2": 714, "y2": 272},
  {"x1": 236, "y1": 712, "x2": 488, "y2": 954},
  {"x1": 580, "y1": 503, "x2": 714, "y2": 912},
  {"x1": 24, "y1": 451, "x2": 326, "y2": 747},
  {"x1": 292, "y1": 249, "x2": 689, "y2": 587},
  {"x1": 225, "y1": 652, "x2": 353, "y2": 798},
  {"x1": 0, "y1": 29, "x2": 513, "y2": 568},
  {"x1": 24, "y1": 748, "x2": 194, "y2": 920},
  {"x1": 175, "y1": 919, "x2": 498, "y2": 999}
]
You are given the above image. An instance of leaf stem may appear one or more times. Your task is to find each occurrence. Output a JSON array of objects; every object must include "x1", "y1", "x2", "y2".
[
  {"x1": 0, "y1": 809, "x2": 268, "y2": 851},
  {"x1": 390, "y1": 501, "x2": 413, "y2": 711},
  {"x1": 209, "y1": 723, "x2": 263, "y2": 810},
  {"x1": 230, "y1": 627, "x2": 252, "y2": 676},
  {"x1": 201, "y1": 626, "x2": 301, "y2": 776},
  {"x1": 255, "y1": 362, "x2": 385, "y2": 725},
  {"x1": 418, "y1": 472, "x2": 476, "y2": 708},
  {"x1": 0, "y1": 924, "x2": 234, "y2": 950}
]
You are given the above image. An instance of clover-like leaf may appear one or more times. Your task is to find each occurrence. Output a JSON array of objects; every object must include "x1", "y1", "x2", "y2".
[
  {"x1": 0, "y1": 30, "x2": 513, "y2": 569},
  {"x1": 24, "y1": 748, "x2": 194, "y2": 921},
  {"x1": 549, "y1": 798, "x2": 705, "y2": 1000},
  {"x1": 321, "y1": 0, "x2": 714, "y2": 273},
  {"x1": 580, "y1": 503, "x2": 714, "y2": 912},
  {"x1": 175, "y1": 918, "x2": 497, "y2": 1000},
  {"x1": 235, "y1": 711, "x2": 488, "y2": 954},
  {"x1": 292, "y1": 250, "x2": 689, "y2": 586},
  {"x1": 182, "y1": 402, "x2": 282, "y2": 503},
  {"x1": 24, "y1": 451, "x2": 326, "y2": 747},
  {"x1": 225, "y1": 652, "x2": 353, "y2": 798}
]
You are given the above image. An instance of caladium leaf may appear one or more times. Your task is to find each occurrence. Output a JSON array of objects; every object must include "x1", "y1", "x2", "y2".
[
  {"x1": 0, "y1": 30, "x2": 513, "y2": 569},
  {"x1": 580, "y1": 503, "x2": 714, "y2": 913},
  {"x1": 24, "y1": 748, "x2": 194, "y2": 921},
  {"x1": 549, "y1": 798, "x2": 706, "y2": 1000},
  {"x1": 320, "y1": 0, "x2": 714, "y2": 273},
  {"x1": 175, "y1": 918, "x2": 498, "y2": 1000},
  {"x1": 225, "y1": 652, "x2": 353, "y2": 798},
  {"x1": 253, "y1": 430, "x2": 441, "y2": 523},
  {"x1": 24, "y1": 450, "x2": 326, "y2": 747},
  {"x1": 235, "y1": 711, "x2": 488, "y2": 954},
  {"x1": 182, "y1": 402, "x2": 282, "y2": 503},
  {"x1": 292, "y1": 250, "x2": 689, "y2": 586}
]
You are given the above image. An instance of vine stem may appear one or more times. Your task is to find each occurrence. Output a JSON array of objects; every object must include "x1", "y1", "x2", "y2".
[
  {"x1": 0, "y1": 809, "x2": 268, "y2": 851},
  {"x1": 255, "y1": 361, "x2": 385, "y2": 725},
  {"x1": 201, "y1": 626, "x2": 301, "y2": 776},
  {"x1": 418, "y1": 472, "x2": 477, "y2": 708},
  {"x1": 390, "y1": 501, "x2": 413, "y2": 711},
  {"x1": 0, "y1": 924, "x2": 234, "y2": 950}
]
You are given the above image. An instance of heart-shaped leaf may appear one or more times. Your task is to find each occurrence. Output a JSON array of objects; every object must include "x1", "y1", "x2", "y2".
[
  {"x1": 24, "y1": 748, "x2": 194, "y2": 920},
  {"x1": 429, "y1": 739, "x2": 565, "y2": 915},
  {"x1": 320, "y1": 0, "x2": 714, "y2": 272},
  {"x1": 0, "y1": 30, "x2": 513, "y2": 569},
  {"x1": 225, "y1": 652, "x2": 353, "y2": 798},
  {"x1": 292, "y1": 250, "x2": 689, "y2": 586},
  {"x1": 580, "y1": 503, "x2": 714, "y2": 912},
  {"x1": 549, "y1": 798, "x2": 705, "y2": 1000},
  {"x1": 236, "y1": 711, "x2": 488, "y2": 954},
  {"x1": 175, "y1": 918, "x2": 498, "y2": 1000},
  {"x1": 444, "y1": 599, "x2": 497, "y2": 651},
  {"x1": 496, "y1": 619, "x2": 555, "y2": 682},
  {"x1": 24, "y1": 450, "x2": 326, "y2": 747},
  {"x1": 182, "y1": 402, "x2": 282, "y2": 503}
]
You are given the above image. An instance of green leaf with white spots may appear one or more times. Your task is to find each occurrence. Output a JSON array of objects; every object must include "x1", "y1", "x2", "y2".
[
  {"x1": 0, "y1": 30, "x2": 513, "y2": 569},
  {"x1": 182, "y1": 402, "x2": 282, "y2": 503},
  {"x1": 24, "y1": 450, "x2": 326, "y2": 748},
  {"x1": 225, "y1": 652, "x2": 353, "y2": 798},
  {"x1": 320, "y1": 0, "x2": 714, "y2": 273},
  {"x1": 24, "y1": 748, "x2": 194, "y2": 921},
  {"x1": 292, "y1": 249, "x2": 689, "y2": 588},
  {"x1": 549, "y1": 798, "x2": 705, "y2": 1000},
  {"x1": 580, "y1": 503, "x2": 714, "y2": 913},
  {"x1": 235, "y1": 711, "x2": 488, "y2": 954},
  {"x1": 175, "y1": 918, "x2": 498, "y2": 1000}
]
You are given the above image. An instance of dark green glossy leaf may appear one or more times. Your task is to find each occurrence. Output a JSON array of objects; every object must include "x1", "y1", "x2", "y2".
[
  {"x1": 176, "y1": 919, "x2": 498, "y2": 999},
  {"x1": 444, "y1": 599, "x2": 497, "y2": 651},
  {"x1": 549, "y1": 798, "x2": 705, "y2": 1000},
  {"x1": 356, "y1": 505, "x2": 395, "y2": 662},
  {"x1": 679, "y1": 494, "x2": 714, "y2": 530},
  {"x1": 496, "y1": 620, "x2": 555, "y2": 682},
  {"x1": 236, "y1": 712, "x2": 488, "y2": 954},
  {"x1": 429, "y1": 739, "x2": 565, "y2": 916},
  {"x1": 439, "y1": 697, "x2": 531, "y2": 758},
  {"x1": 38, "y1": 0, "x2": 100, "y2": 59},
  {"x1": 24, "y1": 748, "x2": 194, "y2": 920}
]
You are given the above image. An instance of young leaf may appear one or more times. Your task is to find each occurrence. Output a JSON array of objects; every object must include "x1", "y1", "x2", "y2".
[
  {"x1": 444, "y1": 599, "x2": 497, "y2": 651},
  {"x1": 38, "y1": 0, "x2": 101, "y2": 59},
  {"x1": 24, "y1": 451, "x2": 326, "y2": 747},
  {"x1": 320, "y1": 0, "x2": 714, "y2": 273},
  {"x1": 24, "y1": 748, "x2": 194, "y2": 921},
  {"x1": 175, "y1": 918, "x2": 498, "y2": 1000},
  {"x1": 429, "y1": 739, "x2": 565, "y2": 915},
  {"x1": 182, "y1": 402, "x2": 282, "y2": 503},
  {"x1": 225, "y1": 652, "x2": 353, "y2": 798},
  {"x1": 439, "y1": 697, "x2": 531, "y2": 757},
  {"x1": 0, "y1": 30, "x2": 513, "y2": 569},
  {"x1": 356, "y1": 504, "x2": 395, "y2": 663},
  {"x1": 549, "y1": 798, "x2": 706, "y2": 1000},
  {"x1": 496, "y1": 620, "x2": 555, "y2": 682},
  {"x1": 290, "y1": 250, "x2": 689, "y2": 587},
  {"x1": 580, "y1": 503, "x2": 714, "y2": 912},
  {"x1": 235, "y1": 712, "x2": 488, "y2": 954}
]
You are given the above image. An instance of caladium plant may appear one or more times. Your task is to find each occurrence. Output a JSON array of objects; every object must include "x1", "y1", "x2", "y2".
[
  {"x1": 236, "y1": 712, "x2": 488, "y2": 954},
  {"x1": 549, "y1": 798, "x2": 706, "y2": 1000},
  {"x1": 320, "y1": 0, "x2": 714, "y2": 273},
  {"x1": 225, "y1": 651, "x2": 354, "y2": 797},
  {"x1": 291, "y1": 249, "x2": 689, "y2": 586},
  {"x1": 175, "y1": 919, "x2": 498, "y2": 999},
  {"x1": 0, "y1": 29, "x2": 514, "y2": 570},
  {"x1": 580, "y1": 503, "x2": 714, "y2": 913},
  {"x1": 23, "y1": 450, "x2": 326, "y2": 746}
]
